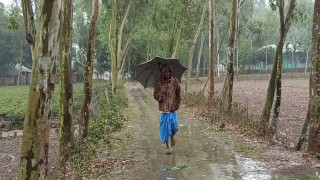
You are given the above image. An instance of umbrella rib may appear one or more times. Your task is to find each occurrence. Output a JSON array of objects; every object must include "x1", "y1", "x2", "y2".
[{"x1": 144, "y1": 70, "x2": 154, "y2": 88}]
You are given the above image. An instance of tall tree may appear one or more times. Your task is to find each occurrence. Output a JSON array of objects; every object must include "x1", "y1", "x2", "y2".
[
  {"x1": 196, "y1": 32, "x2": 205, "y2": 79},
  {"x1": 19, "y1": 0, "x2": 61, "y2": 179},
  {"x1": 109, "y1": 0, "x2": 118, "y2": 94},
  {"x1": 258, "y1": 0, "x2": 296, "y2": 135},
  {"x1": 82, "y1": 0, "x2": 99, "y2": 138},
  {"x1": 306, "y1": 0, "x2": 320, "y2": 153},
  {"x1": 59, "y1": 0, "x2": 73, "y2": 175},
  {"x1": 109, "y1": 0, "x2": 133, "y2": 94},
  {"x1": 171, "y1": 0, "x2": 188, "y2": 58},
  {"x1": 185, "y1": 1, "x2": 206, "y2": 92},
  {"x1": 221, "y1": 0, "x2": 238, "y2": 113},
  {"x1": 208, "y1": 0, "x2": 216, "y2": 105},
  {"x1": 268, "y1": 0, "x2": 285, "y2": 138}
]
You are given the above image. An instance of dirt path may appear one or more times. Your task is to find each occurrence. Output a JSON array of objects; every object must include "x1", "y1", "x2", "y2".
[
  {"x1": 1, "y1": 80, "x2": 319, "y2": 179},
  {"x1": 104, "y1": 82, "x2": 318, "y2": 180}
]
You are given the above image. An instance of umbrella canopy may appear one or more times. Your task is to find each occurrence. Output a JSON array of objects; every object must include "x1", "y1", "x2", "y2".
[{"x1": 134, "y1": 57, "x2": 187, "y2": 88}]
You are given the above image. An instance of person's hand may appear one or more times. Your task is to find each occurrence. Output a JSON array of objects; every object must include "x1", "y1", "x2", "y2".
[{"x1": 160, "y1": 86, "x2": 167, "y2": 93}]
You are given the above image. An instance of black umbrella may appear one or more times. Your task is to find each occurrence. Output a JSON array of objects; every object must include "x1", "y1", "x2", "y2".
[{"x1": 134, "y1": 57, "x2": 187, "y2": 88}]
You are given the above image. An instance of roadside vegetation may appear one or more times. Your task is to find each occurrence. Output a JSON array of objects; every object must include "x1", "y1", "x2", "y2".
[
  {"x1": 0, "y1": 83, "x2": 84, "y2": 127},
  {"x1": 66, "y1": 82, "x2": 129, "y2": 179}
]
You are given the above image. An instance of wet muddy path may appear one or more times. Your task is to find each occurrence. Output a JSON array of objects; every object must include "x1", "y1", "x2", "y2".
[{"x1": 105, "y1": 82, "x2": 277, "y2": 180}]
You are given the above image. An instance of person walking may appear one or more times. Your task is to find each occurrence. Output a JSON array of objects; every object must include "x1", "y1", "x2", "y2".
[{"x1": 153, "y1": 64, "x2": 181, "y2": 154}]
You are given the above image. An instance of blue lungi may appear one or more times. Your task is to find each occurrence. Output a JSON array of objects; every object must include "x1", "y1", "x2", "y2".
[{"x1": 159, "y1": 112, "x2": 178, "y2": 144}]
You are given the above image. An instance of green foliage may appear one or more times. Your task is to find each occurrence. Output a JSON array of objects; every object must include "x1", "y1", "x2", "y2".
[
  {"x1": 87, "y1": 82, "x2": 128, "y2": 144},
  {"x1": 7, "y1": 10, "x2": 20, "y2": 31},
  {"x1": 0, "y1": 5, "x2": 32, "y2": 71},
  {"x1": 272, "y1": 176, "x2": 295, "y2": 180},
  {"x1": 315, "y1": 152, "x2": 320, "y2": 160},
  {"x1": 69, "y1": 139, "x2": 97, "y2": 178},
  {"x1": 0, "y1": 83, "x2": 85, "y2": 126},
  {"x1": 183, "y1": 91, "x2": 206, "y2": 107},
  {"x1": 165, "y1": 164, "x2": 187, "y2": 171}
]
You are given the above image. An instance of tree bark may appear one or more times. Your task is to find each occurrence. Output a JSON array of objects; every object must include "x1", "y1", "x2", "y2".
[
  {"x1": 221, "y1": 0, "x2": 238, "y2": 113},
  {"x1": 59, "y1": 0, "x2": 73, "y2": 175},
  {"x1": 268, "y1": 0, "x2": 285, "y2": 138},
  {"x1": 82, "y1": 0, "x2": 99, "y2": 138},
  {"x1": 109, "y1": 0, "x2": 132, "y2": 94},
  {"x1": 305, "y1": 50, "x2": 309, "y2": 75},
  {"x1": 196, "y1": 32, "x2": 204, "y2": 79},
  {"x1": 19, "y1": 0, "x2": 61, "y2": 179},
  {"x1": 295, "y1": 101, "x2": 311, "y2": 151},
  {"x1": 118, "y1": 32, "x2": 133, "y2": 78},
  {"x1": 171, "y1": 0, "x2": 188, "y2": 58},
  {"x1": 259, "y1": 0, "x2": 296, "y2": 135},
  {"x1": 307, "y1": 0, "x2": 320, "y2": 153},
  {"x1": 208, "y1": 0, "x2": 215, "y2": 105},
  {"x1": 17, "y1": 39, "x2": 23, "y2": 86},
  {"x1": 109, "y1": 0, "x2": 119, "y2": 94},
  {"x1": 22, "y1": 0, "x2": 36, "y2": 45},
  {"x1": 185, "y1": 1, "x2": 206, "y2": 92}
]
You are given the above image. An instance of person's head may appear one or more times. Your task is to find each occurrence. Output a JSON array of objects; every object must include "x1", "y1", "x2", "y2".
[{"x1": 160, "y1": 64, "x2": 172, "y2": 80}]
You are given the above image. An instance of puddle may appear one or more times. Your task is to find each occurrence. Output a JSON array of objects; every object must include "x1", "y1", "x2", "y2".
[
  {"x1": 107, "y1": 85, "x2": 275, "y2": 180},
  {"x1": 236, "y1": 155, "x2": 271, "y2": 180}
]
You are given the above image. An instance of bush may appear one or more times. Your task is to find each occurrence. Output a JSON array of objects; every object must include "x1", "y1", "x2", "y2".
[
  {"x1": 183, "y1": 91, "x2": 206, "y2": 107},
  {"x1": 88, "y1": 82, "x2": 128, "y2": 144}
]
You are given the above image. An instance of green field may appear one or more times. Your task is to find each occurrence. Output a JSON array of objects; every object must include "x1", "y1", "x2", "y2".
[{"x1": 0, "y1": 83, "x2": 104, "y2": 123}]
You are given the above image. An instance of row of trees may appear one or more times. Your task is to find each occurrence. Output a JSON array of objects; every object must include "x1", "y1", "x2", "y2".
[
  {"x1": 1, "y1": 0, "x2": 313, "y2": 79},
  {"x1": 207, "y1": 0, "x2": 320, "y2": 157},
  {"x1": 17, "y1": 0, "x2": 100, "y2": 179},
  {"x1": 2, "y1": 0, "x2": 318, "y2": 178}
]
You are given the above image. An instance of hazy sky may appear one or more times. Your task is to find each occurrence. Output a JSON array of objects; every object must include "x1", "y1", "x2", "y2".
[{"x1": 0, "y1": 0, "x2": 13, "y2": 6}]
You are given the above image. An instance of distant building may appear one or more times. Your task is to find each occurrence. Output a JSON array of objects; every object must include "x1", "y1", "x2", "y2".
[{"x1": 0, "y1": 63, "x2": 31, "y2": 85}]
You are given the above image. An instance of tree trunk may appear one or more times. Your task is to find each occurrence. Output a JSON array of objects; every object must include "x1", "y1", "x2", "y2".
[
  {"x1": 172, "y1": 0, "x2": 188, "y2": 58},
  {"x1": 307, "y1": 0, "x2": 320, "y2": 153},
  {"x1": 196, "y1": 32, "x2": 205, "y2": 79},
  {"x1": 19, "y1": 0, "x2": 61, "y2": 179},
  {"x1": 305, "y1": 50, "x2": 309, "y2": 75},
  {"x1": 82, "y1": 0, "x2": 99, "y2": 138},
  {"x1": 259, "y1": 0, "x2": 296, "y2": 135},
  {"x1": 118, "y1": 32, "x2": 133, "y2": 78},
  {"x1": 265, "y1": 47, "x2": 268, "y2": 75},
  {"x1": 59, "y1": 0, "x2": 73, "y2": 175},
  {"x1": 217, "y1": 28, "x2": 220, "y2": 78},
  {"x1": 185, "y1": 2, "x2": 206, "y2": 92},
  {"x1": 109, "y1": 0, "x2": 119, "y2": 94},
  {"x1": 268, "y1": 0, "x2": 285, "y2": 138},
  {"x1": 221, "y1": 0, "x2": 238, "y2": 113},
  {"x1": 295, "y1": 101, "x2": 311, "y2": 151},
  {"x1": 109, "y1": 0, "x2": 132, "y2": 94},
  {"x1": 208, "y1": 0, "x2": 215, "y2": 105},
  {"x1": 17, "y1": 39, "x2": 23, "y2": 86},
  {"x1": 117, "y1": 0, "x2": 132, "y2": 71},
  {"x1": 235, "y1": 2, "x2": 240, "y2": 77}
]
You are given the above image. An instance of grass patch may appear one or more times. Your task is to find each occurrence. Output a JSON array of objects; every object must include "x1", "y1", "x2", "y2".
[
  {"x1": 182, "y1": 91, "x2": 263, "y2": 158},
  {"x1": 87, "y1": 82, "x2": 128, "y2": 144},
  {"x1": 68, "y1": 82, "x2": 129, "y2": 178},
  {"x1": 0, "y1": 83, "x2": 103, "y2": 126}
]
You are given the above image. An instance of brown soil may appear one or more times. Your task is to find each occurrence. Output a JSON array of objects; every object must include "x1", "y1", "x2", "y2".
[{"x1": 187, "y1": 77, "x2": 309, "y2": 148}]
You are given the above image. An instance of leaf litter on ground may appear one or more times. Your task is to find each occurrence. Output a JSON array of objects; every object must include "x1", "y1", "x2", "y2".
[{"x1": 165, "y1": 164, "x2": 187, "y2": 171}]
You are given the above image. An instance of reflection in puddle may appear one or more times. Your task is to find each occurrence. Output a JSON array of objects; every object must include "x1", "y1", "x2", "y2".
[{"x1": 236, "y1": 156, "x2": 271, "y2": 180}]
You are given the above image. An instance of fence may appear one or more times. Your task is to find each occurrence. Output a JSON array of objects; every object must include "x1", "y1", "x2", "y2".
[
  {"x1": 0, "y1": 73, "x2": 84, "y2": 86},
  {"x1": 0, "y1": 73, "x2": 30, "y2": 86}
]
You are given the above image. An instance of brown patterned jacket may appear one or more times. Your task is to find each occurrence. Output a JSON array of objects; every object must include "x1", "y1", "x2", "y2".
[{"x1": 153, "y1": 77, "x2": 181, "y2": 112}]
